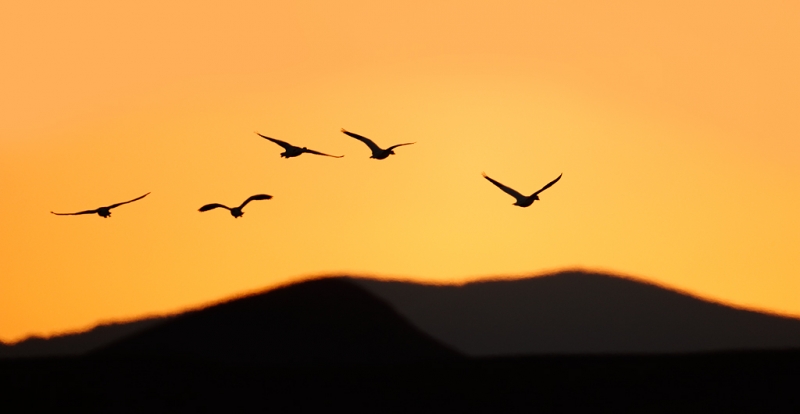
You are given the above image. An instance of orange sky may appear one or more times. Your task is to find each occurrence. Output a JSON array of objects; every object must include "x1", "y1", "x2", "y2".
[{"x1": 2, "y1": 1, "x2": 799, "y2": 342}]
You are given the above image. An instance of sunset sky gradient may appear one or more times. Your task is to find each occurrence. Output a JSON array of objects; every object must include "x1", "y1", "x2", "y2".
[{"x1": 2, "y1": 1, "x2": 799, "y2": 342}]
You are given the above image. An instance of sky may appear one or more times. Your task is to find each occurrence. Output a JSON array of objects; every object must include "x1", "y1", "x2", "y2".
[{"x1": 1, "y1": 1, "x2": 799, "y2": 342}]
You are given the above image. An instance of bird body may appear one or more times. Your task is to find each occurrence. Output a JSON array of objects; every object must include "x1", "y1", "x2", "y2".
[
  {"x1": 340, "y1": 128, "x2": 414, "y2": 159},
  {"x1": 198, "y1": 194, "x2": 273, "y2": 218},
  {"x1": 256, "y1": 132, "x2": 343, "y2": 159},
  {"x1": 51, "y1": 192, "x2": 150, "y2": 218},
  {"x1": 482, "y1": 173, "x2": 562, "y2": 207}
]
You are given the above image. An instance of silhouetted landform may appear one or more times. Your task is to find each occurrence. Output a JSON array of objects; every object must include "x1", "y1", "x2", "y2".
[
  {"x1": 2, "y1": 351, "x2": 799, "y2": 412},
  {"x1": 351, "y1": 270, "x2": 800, "y2": 355},
  {"x1": 7, "y1": 271, "x2": 800, "y2": 361},
  {"x1": 92, "y1": 278, "x2": 459, "y2": 366},
  {"x1": 3, "y1": 274, "x2": 800, "y2": 411},
  {"x1": 0, "y1": 316, "x2": 169, "y2": 358}
]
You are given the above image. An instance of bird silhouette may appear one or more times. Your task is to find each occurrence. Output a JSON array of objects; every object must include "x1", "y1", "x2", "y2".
[
  {"x1": 255, "y1": 132, "x2": 343, "y2": 159},
  {"x1": 482, "y1": 172, "x2": 562, "y2": 207},
  {"x1": 198, "y1": 194, "x2": 273, "y2": 218},
  {"x1": 340, "y1": 128, "x2": 414, "y2": 160},
  {"x1": 51, "y1": 192, "x2": 150, "y2": 218}
]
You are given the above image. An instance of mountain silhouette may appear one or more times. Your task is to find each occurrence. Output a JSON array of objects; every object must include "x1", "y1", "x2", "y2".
[
  {"x1": 3, "y1": 273, "x2": 800, "y2": 411},
  {"x1": 0, "y1": 316, "x2": 168, "y2": 358},
  {"x1": 92, "y1": 277, "x2": 459, "y2": 365},
  {"x1": 6, "y1": 271, "x2": 800, "y2": 360},
  {"x1": 351, "y1": 270, "x2": 800, "y2": 355}
]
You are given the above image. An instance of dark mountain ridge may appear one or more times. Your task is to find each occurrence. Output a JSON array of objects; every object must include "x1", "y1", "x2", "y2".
[
  {"x1": 5, "y1": 271, "x2": 800, "y2": 360},
  {"x1": 352, "y1": 270, "x2": 800, "y2": 355},
  {"x1": 0, "y1": 316, "x2": 168, "y2": 358},
  {"x1": 3, "y1": 272, "x2": 800, "y2": 411},
  {"x1": 92, "y1": 277, "x2": 459, "y2": 366}
]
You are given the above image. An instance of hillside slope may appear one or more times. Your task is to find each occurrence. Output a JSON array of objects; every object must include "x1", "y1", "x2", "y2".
[
  {"x1": 93, "y1": 277, "x2": 460, "y2": 365},
  {"x1": 352, "y1": 271, "x2": 800, "y2": 355}
]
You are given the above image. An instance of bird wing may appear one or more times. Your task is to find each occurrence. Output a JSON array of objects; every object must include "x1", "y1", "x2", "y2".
[
  {"x1": 238, "y1": 194, "x2": 273, "y2": 209},
  {"x1": 482, "y1": 172, "x2": 526, "y2": 201},
  {"x1": 255, "y1": 132, "x2": 294, "y2": 150},
  {"x1": 341, "y1": 128, "x2": 381, "y2": 152},
  {"x1": 386, "y1": 142, "x2": 415, "y2": 151},
  {"x1": 51, "y1": 209, "x2": 98, "y2": 216},
  {"x1": 106, "y1": 192, "x2": 150, "y2": 209},
  {"x1": 302, "y1": 148, "x2": 344, "y2": 158},
  {"x1": 198, "y1": 203, "x2": 230, "y2": 212},
  {"x1": 532, "y1": 173, "x2": 563, "y2": 196}
]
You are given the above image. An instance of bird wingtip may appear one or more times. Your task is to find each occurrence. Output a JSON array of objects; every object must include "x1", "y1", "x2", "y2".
[{"x1": 340, "y1": 128, "x2": 347, "y2": 133}]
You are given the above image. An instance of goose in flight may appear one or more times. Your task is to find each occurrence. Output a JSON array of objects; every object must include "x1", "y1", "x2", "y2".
[
  {"x1": 198, "y1": 194, "x2": 272, "y2": 218},
  {"x1": 340, "y1": 128, "x2": 414, "y2": 160},
  {"x1": 482, "y1": 172, "x2": 562, "y2": 207},
  {"x1": 51, "y1": 192, "x2": 150, "y2": 218},
  {"x1": 255, "y1": 132, "x2": 343, "y2": 159}
]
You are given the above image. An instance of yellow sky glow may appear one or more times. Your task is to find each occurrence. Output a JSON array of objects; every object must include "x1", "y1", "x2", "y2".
[{"x1": 1, "y1": 1, "x2": 799, "y2": 342}]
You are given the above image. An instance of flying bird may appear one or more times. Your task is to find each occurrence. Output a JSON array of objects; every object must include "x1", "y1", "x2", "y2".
[
  {"x1": 482, "y1": 172, "x2": 562, "y2": 207},
  {"x1": 255, "y1": 132, "x2": 343, "y2": 159},
  {"x1": 198, "y1": 194, "x2": 273, "y2": 218},
  {"x1": 340, "y1": 128, "x2": 414, "y2": 159},
  {"x1": 51, "y1": 192, "x2": 150, "y2": 218}
]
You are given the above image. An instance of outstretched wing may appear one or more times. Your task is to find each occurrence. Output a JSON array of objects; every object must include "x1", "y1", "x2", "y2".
[
  {"x1": 239, "y1": 194, "x2": 273, "y2": 209},
  {"x1": 341, "y1": 128, "x2": 381, "y2": 152},
  {"x1": 106, "y1": 192, "x2": 150, "y2": 209},
  {"x1": 198, "y1": 203, "x2": 230, "y2": 212},
  {"x1": 255, "y1": 132, "x2": 294, "y2": 150},
  {"x1": 532, "y1": 173, "x2": 563, "y2": 196},
  {"x1": 303, "y1": 148, "x2": 344, "y2": 158},
  {"x1": 482, "y1": 172, "x2": 525, "y2": 200},
  {"x1": 51, "y1": 209, "x2": 98, "y2": 216},
  {"x1": 387, "y1": 142, "x2": 415, "y2": 151}
]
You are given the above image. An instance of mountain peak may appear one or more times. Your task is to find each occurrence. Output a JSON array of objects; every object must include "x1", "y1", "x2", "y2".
[
  {"x1": 351, "y1": 270, "x2": 800, "y2": 355},
  {"x1": 93, "y1": 277, "x2": 460, "y2": 365}
]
